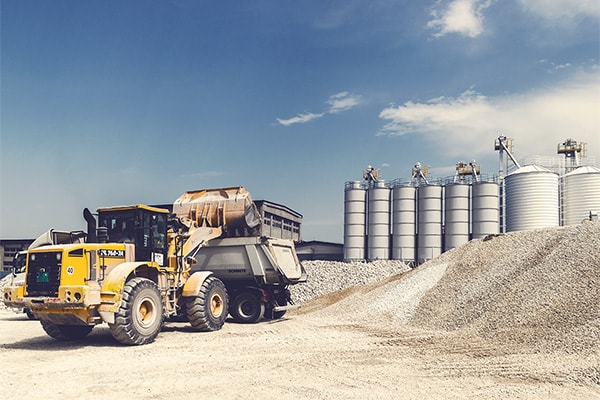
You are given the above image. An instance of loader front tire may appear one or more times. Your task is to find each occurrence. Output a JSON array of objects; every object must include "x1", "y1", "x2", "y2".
[
  {"x1": 186, "y1": 276, "x2": 228, "y2": 331},
  {"x1": 109, "y1": 277, "x2": 164, "y2": 345},
  {"x1": 40, "y1": 320, "x2": 93, "y2": 341}
]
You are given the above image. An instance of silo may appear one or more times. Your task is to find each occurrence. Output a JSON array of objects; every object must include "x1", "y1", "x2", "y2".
[
  {"x1": 444, "y1": 183, "x2": 470, "y2": 251},
  {"x1": 505, "y1": 165, "x2": 559, "y2": 232},
  {"x1": 417, "y1": 185, "x2": 443, "y2": 264},
  {"x1": 562, "y1": 166, "x2": 600, "y2": 226},
  {"x1": 367, "y1": 180, "x2": 391, "y2": 260},
  {"x1": 471, "y1": 181, "x2": 500, "y2": 239},
  {"x1": 343, "y1": 181, "x2": 367, "y2": 261},
  {"x1": 391, "y1": 185, "x2": 416, "y2": 264}
]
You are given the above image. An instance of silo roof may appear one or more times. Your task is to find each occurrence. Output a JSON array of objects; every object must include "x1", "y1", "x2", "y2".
[
  {"x1": 564, "y1": 165, "x2": 600, "y2": 176},
  {"x1": 508, "y1": 165, "x2": 556, "y2": 176}
]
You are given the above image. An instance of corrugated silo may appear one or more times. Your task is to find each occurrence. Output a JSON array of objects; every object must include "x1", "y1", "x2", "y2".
[
  {"x1": 367, "y1": 180, "x2": 391, "y2": 260},
  {"x1": 417, "y1": 185, "x2": 443, "y2": 264},
  {"x1": 391, "y1": 185, "x2": 416, "y2": 264},
  {"x1": 562, "y1": 166, "x2": 600, "y2": 226},
  {"x1": 444, "y1": 183, "x2": 470, "y2": 251},
  {"x1": 471, "y1": 181, "x2": 500, "y2": 239},
  {"x1": 343, "y1": 181, "x2": 367, "y2": 261},
  {"x1": 505, "y1": 165, "x2": 559, "y2": 232}
]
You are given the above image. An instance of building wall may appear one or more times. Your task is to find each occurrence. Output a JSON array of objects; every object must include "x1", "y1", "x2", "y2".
[
  {"x1": 0, "y1": 240, "x2": 33, "y2": 273},
  {"x1": 295, "y1": 241, "x2": 343, "y2": 261}
]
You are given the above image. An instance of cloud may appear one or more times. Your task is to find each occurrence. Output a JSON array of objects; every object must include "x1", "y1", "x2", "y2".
[
  {"x1": 377, "y1": 68, "x2": 600, "y2": 160},
  {"x1": 326, "y1": 92, "x2": 361, "y2": 113},
  {"x1": 518, "y1": 0, "x2": 600, "y2": 21},
  {"x1": 276, "y1": 112, "x2": 325, "y2": 126},
  {"x1": 428, "y1": 0, "x2": 494, "y2": 38},
  {"x1": 276, "y1": 91, "x2": 360, "y2": 126}
]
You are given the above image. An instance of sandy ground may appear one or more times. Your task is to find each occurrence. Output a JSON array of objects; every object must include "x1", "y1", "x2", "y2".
[{"x1": 1, "y1": 308, "x2": 598, "y2": 400}]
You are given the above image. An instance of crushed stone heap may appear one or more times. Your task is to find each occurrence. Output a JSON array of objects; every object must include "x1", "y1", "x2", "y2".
[
  {"x1": 298, "y1": 222, "x2": 599, "y2": 360},
  {"x1": 410, "y1": 221, "x2": 600, "y2": 354}
]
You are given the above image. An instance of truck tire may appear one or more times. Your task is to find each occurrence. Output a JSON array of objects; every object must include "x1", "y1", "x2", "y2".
[
  {"x1": 230, "y1": 291, "x2": 265, "y2": 323},
  {"x1": 40, "y1": 319, "x2": 93, "y2": 340},
  {"x1": 109, "y1": 277, "x2": 164, "y2": 345},
  {"x1": 186, "y1": 276, "x2": 228, "y2": 331}
]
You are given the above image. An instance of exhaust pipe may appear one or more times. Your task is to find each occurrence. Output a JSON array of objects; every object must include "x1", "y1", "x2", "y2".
[{"x1": 83, "y1": 208, "x2": 97, "y2": 243}]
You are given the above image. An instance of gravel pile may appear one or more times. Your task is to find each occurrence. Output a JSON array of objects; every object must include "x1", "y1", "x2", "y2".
[
  {"x1": 0, "y1": 275, "x2": 16, "y2": 311},
  {"x1": 289, "y1": 259, "x2": 411, "y2": 304},
  {"x1": 410, "y1": 221, "x2": 600, "y2": 354},
  {"x1": 300, "y1": 221, "x2": 600, "y2": 359}
]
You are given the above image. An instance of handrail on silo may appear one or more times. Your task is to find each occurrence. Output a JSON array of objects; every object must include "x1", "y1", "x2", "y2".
[{"x1": 344, "y1": 180, "x2": 368, "y2": 190}]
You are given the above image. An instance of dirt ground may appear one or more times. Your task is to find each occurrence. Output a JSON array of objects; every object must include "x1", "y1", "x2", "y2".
[{"x1": 1, "y1": 308, "x2": 598, "y2": 400}]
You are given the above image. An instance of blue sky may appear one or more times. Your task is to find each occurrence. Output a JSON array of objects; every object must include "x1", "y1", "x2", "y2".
[{"x1": 1, "y1": 0, "x2": 599, "y2": 242}]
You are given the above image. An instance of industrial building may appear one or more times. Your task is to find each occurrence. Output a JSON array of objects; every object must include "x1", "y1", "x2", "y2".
[
  {"x1": 0, "y1": 239, "x2": 33, "y2": 276},
  {"x1": 344, "y1": 137, "x2": 599, "y2": 265}
]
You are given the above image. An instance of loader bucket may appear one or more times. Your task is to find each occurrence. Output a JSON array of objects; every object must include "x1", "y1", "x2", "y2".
[{"x1": 173, "y1": 186, "x2": 261, "y2": 236}]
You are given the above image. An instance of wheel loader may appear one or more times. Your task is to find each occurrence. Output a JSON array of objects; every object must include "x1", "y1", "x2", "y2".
[{"x1": 3, "y1": 186, "x2": 306, "y2": 345}]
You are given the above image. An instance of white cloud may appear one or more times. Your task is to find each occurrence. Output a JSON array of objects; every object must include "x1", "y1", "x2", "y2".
[
  {"x1": 377, "y1": 68, "x2": 600, "y2": 160},
  {"x1": 276, "y1": 112, "x2": 325, "y2": 126},
  {"x1": 326, "y1": 91, "x2": 361, "y2": 113},
  {"x1": 276, "y1": 91, "x2": 360, "y2": 126},
  {"x1": 428, "y1": 0, "x2": 494, "y2": 38},
  {"x1": 518, "y1": 0, "x2": 600, "y2": 21}
]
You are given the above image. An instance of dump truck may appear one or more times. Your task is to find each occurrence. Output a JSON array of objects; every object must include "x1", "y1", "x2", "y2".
[{"x1": 3, "y1": 186, "x2": 306, "y2": 345}]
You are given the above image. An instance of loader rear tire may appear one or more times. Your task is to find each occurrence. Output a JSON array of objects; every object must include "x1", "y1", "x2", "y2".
[
  {"x1": 230, "y1": 291, "x2": 265, "y2": 323},
  {"x1": 186, "y1": 276, "x2": 228, "y2": 331},
  {"x1": 109, "y1": 277, "x2": 164, "y2": 345},
  {"x1": 40, "y1": 320, "x2": 93, "y2": 341}
]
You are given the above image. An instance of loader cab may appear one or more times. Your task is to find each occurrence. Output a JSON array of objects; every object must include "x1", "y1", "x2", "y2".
[{"x1": 97, "y1": 205, "x2": 169, "y2": 267}]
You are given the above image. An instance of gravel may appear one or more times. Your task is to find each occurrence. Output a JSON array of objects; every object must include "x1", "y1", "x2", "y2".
[
  {"x1": 289, "y1": 259, "x2": 411, "y2": 304},
  {"x1": 295, "y1": 222, "x2": 600, "y2": 357},
  {"x1": 410, "y1": 221, "x2": 600, "y2": 354}
]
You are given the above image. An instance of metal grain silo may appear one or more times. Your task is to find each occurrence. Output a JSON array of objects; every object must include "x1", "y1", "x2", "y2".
[
  {"x1": 444, "y1": 183, "x2": 470, "y2": 251},
  {"x1": 471, "y1": 181, "x2": 500, "y2": 239},
  {"x1": 391, "y1": 185, "x2": 416, "y2": 264},
  {"x1": 343, "y1": 181, "x2": 367, "y2": 261},
  {"x1": 505, "y1": 165, "x2": 559, "y2": 232},
  {"x1": 562, "y1": 166, "x2": 600, "y2": 226},
  {"x1": 417, "y1": 185, "x2": 442, "y2": 264},
  {"x1": 367, "y1": 180, "x2": 391, "y2": 260}
]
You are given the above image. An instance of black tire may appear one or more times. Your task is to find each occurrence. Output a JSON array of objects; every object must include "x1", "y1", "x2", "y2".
[
  {"x1": 40, "y1": 319, "x2": 94, "y2": 341},
  {"x1": 230, "y1": 291, "x2": 265, "y2": 323},
  {"x1": 109, "y1": 277, "x2": 164, "y2": 345},
  {"x1": 186, "y1": 276, "x2": 228, "y2": 331},
  {"x1": 25, "y1": 308, "x2": 37, "y2": 320}
]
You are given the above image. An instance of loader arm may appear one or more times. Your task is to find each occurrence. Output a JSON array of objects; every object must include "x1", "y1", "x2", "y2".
[{"x1": 182, "y1": 226, "x2": 223, "y2": 260}]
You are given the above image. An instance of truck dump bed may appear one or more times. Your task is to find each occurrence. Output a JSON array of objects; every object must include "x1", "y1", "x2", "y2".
[{"x1": 191, "y1": 237, "x2": 307, "y2": 285}]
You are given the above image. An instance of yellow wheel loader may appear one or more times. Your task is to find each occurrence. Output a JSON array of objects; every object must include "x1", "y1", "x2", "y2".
[{"x1": 3, "y1": 187, "x2": 306, "y2": 345}]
